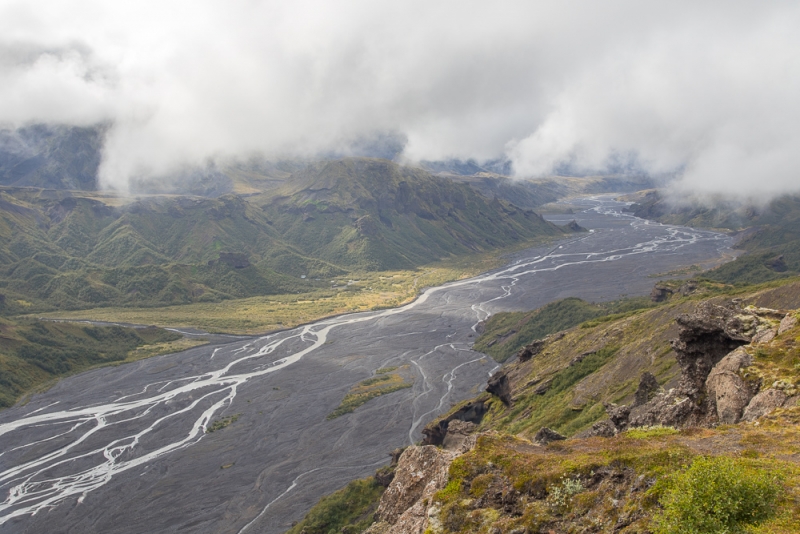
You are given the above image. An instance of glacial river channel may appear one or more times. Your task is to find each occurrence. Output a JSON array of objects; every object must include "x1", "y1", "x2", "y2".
[{"x1": 0, "y1": 197, "x2": 733, "y2": 533}]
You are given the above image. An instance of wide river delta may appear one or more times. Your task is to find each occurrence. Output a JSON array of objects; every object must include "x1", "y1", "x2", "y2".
[{"x1": 0, "y1": 197, "x2": 733, "y2": 533}]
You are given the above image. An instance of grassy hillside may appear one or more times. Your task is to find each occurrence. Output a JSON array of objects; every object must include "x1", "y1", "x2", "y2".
[
  {"x1": 290, "y1": 277, "x2": 800, "y2": 534},
  {"x1": 0, "y1": 158, "x2": 567, "y2": 313},
  {"x1": 0, "y1": 318, "x2": 199, "y2": 408},
  {"x1": 630, "y1": 191, "x2": 800, "y2": 285},
  {"x1": 473, "y1": 297, "x2": 653, "y2": 362},
  {"x1": 259, "y1": 158, "x2": 567, "y2": 271}
]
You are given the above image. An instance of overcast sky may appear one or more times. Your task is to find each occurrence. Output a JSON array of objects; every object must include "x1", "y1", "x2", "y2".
[{"x1": 0, "y1": 1, "x2": 798, "y2": 199}]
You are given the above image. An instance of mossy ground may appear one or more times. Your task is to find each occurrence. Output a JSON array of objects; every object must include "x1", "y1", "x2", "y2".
[{"x1": 432, "y1": 415, "x2": 800, "y2": 534}]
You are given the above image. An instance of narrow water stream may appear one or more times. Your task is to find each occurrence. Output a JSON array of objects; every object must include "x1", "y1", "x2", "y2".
[{"x1": 0, "y1": 197, "x2": 732, "y2": 533}]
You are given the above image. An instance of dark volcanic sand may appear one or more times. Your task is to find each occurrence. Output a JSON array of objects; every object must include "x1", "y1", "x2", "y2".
[{"x1": 0, "y1": 197, "x2": 733, "y2": 533}]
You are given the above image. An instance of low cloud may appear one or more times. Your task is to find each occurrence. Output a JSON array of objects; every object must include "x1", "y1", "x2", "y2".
[{"x1": 0, "y1": 1, "x2": 798, "y2": 201}]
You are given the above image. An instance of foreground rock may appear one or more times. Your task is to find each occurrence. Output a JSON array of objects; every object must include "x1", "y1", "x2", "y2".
[{"x1": 366, "y1": 446, "x2": 462, "y2": 534}]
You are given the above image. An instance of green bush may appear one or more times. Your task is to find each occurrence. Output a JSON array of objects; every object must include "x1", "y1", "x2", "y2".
[{"x1": 653, "y1": 456, "x2": 782, "y2": 534}]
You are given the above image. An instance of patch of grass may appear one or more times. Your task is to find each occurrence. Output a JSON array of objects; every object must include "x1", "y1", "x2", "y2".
[
  {"x1": 491, "y1": 346, "x2": 620, "y2": 436},
  {"x1": 206, "y1": 413, "x2": 240, "y2": 433},
  {"x1": 626, "y1": 425, "x2": 679, "y2": 439},
  {"x1": 652, "y1": 456, "x2": 783, "y2": 534},
  {"x1": 285, "y1": 476, "x2": 384, "y2": 534},
  {"x1": 375, "y1": 366, "x2": 398, "y2": 374},
  {"x1": 327, "y1": 373, "x2": 412, "y2": 419},
  {"x1": 36, "y1": 256, "x2": 517, "y2": 334}
]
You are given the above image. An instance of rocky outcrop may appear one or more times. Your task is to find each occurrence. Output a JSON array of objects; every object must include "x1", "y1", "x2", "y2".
[
  {"x1": 634, "y1": 372, "x2": 659, "y2": 407},
  {"x1": 670, "y1": 301, "x2": 755, "y2": 402},
  {"x1": 779, "y1": 313, "x2": 798, "y2": 335},
  {"x1": 487, "y1": 370, "x2": 512, "y2": 405},
  {"x1": 369, "y1": 446, "x2": 461, "y2": 534},
  {"x1": 705, "y1": 347, "x2": 757, "y2": 424},
  {"x1": 591, "y1": 302, "x2": 784, "y2": 431},
  {"x1": 421, "y1": 400, "x2": 487, "y2": 446},
  {"x1": 742, "y1": 389, "x2": 789, "y2": 422},
  {"x1": 518, "y1": 339, "x2": 545, "y2": 362},
  {"x1": 441, "y1": 420, "x2": 477, "y2": 451},
  {"x1": 533, "y1": 427, "x2": 566, "y2": 445},
  {"x1": 650, "y1": 283, "x2": 674, "y2": 303}
]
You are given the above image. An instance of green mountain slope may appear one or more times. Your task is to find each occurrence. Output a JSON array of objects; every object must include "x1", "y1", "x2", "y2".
[
  {"x1": 0, "y1": 158, "x2": 566, "y2": 312},
  {"x1": 261, "y1": 158, "x2": 566, "y2": 271},
  {"x1": 630, "y1": 192, "x2": 800, "y2": 285},
  {"x1": 292, "y1": 278, "x2": 800, "y2": 534}
]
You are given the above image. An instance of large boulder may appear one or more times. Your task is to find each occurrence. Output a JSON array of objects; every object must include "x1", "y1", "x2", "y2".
[
  {"x1": 487, "y1": 370, "x2": 512, "y2": 405},
  {"x1": 742, "y1": 389, "x2": 789, "y2": 422},
  {"x1": 533, "y1": 427, "x2": 566, "y2": 445},
  {"x1": 373, "y1": 446, "x2": 458, "y2": 534},
  {"x1": 705, "y1": 347, "x2": 756, "y2": 424},
  {"x1": 671, "y1": 301, "x2": 755, "y2": 402}
]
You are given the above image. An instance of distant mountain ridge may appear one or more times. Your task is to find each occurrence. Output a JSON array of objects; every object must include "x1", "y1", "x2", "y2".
[{"x1": 0, "y1": 158, "x2": 570, "y2": 313}]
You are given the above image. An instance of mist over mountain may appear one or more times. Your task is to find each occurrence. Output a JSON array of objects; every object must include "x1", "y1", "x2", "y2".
[{"x1": 0, "y1": 1, "x2": 797, "y2": 201}]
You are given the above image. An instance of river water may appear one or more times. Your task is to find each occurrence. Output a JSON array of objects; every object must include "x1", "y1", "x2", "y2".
[{"x1": 0, "y1": 197, "x2": 732, "y2": 533}]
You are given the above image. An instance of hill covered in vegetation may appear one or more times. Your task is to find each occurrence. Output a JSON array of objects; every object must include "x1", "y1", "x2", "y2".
[
  {"x1": 630, "y1": 191, "x2": 800, "y2": 285},
  {"x1": 288, "y1": 278, "x2": 800, "y2": 534},
  {"x1": 0, "y1": 158, "x2": 570, "y2": 313}
]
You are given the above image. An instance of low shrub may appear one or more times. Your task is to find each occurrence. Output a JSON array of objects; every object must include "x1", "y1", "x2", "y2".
[{"x1": 652, "y1": 456, "x2": 782, "y2": 533}]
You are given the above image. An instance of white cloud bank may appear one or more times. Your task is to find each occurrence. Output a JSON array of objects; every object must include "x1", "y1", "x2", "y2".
[{"x1": 0, "y1": 0, "x2": 798, "y2": 199}]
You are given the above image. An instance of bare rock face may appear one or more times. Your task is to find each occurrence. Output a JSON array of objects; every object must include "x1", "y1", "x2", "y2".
[
  {"x1": 705, "y1": 347, "x2": 756, "y2": 424},
  {"x1": 421, "y1": 400, "x2": 486, "y2": 446},
  {"x1": 442, "y1": 420, "x2": 477, "y2": 451},
  {"x1": 605, "y1": 403, "x2": 631, "y2": 432},
  {"x1": 634, "y1": 372, "x2": 659, "y2": 407},
  {"x1": 742, "y1": 389, "x2": 789, "y2": 422},
  {"x1": 778, "y1": 313, "x2": 798, "y2": 335},
  {"x1": 671, "y1": 301, "x2": 755, "y2": 402},
  {"x1": 628, "y1": 389, "x2": 694, "y2": 428},
  {"x1": 374, "y1": 446, "x2": 458, "y2": 534},
  {"x1": 651, "y1": 283, "x2": 674, "y2": 303},
  {"x1": 533, "y1": 427, "x2": 566, "y2": 445},
  {"x1": 487, "y1": 370, "x2": 512, "y2": 405}
]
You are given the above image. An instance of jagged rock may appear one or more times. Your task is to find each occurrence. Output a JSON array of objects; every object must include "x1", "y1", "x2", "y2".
[
  {"x1": 671, "y1": 301, "x2": 755, "y2": 402},
  {"x1": 375, "y1": 446, "x2": 457, "y2": 534},
  {"x1": 742, "y1": 389, "x2": 789, "y2": 421},
  {"x1": 565, "y1": 219, "x2": 586, "y2": 232},
  {"x1": 605, "y1": 403, "x2": 631, "y2": 432},
  {"x1": 533, "y1": 427, "x2": 566, "y2": 445},
  {"x1": 634, "y1": 372, "x2": 659, "y2": 407},
  {"x1": 651, "y1": 283, "x2": 674, "y2": 303},
  {"x1": 575, "y1": 419, "x2": 618, "y2": 438},
  {"x1": 518, "y1": 339, "x2": 545, "y2": 362},
  {"x1": 487, "y1": 370, "x2": 512, "y2": 405},
  {"x1": 705, "y1": 347, "x2": 756, "y2": 424},
  {"x1": 421, "y1": 401, "x2": 486, "y2": 445},
  {"x1": 628, "y1": 389, "x2": 694, "y2": 428},
  {"x1": 679, "y1": 281, "x2": 698, "y2": 296},
  {"x1": 778, "y1": 313, "x2": 798, "y2": 335},
  {"x1": 442, "y1": 420, "x2": 477, "y2": 451}
]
